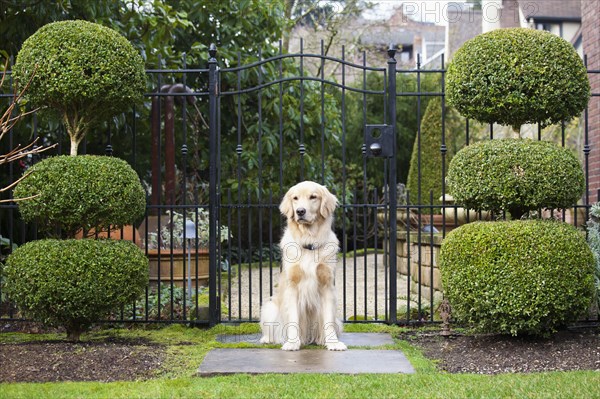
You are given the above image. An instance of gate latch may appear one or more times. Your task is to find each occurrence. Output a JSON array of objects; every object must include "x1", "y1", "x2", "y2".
[{"x1": 365, "y1": 125, "x2": 394, "y2": 158}]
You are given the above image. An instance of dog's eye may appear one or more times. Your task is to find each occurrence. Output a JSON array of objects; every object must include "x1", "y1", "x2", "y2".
[
  {"x1": 310, "y1": 194, "x2": 317, "y2": 200},
  {"x1": 293, "y1": 196, "x2": 298, "y2": 200}
]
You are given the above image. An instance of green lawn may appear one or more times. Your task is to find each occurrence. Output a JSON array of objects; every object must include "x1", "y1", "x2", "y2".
[{"x1": 1, "y1": 323, "x2": 599, "y2": 399}]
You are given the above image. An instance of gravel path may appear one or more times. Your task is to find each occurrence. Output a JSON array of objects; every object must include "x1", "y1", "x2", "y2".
[{"x1": 224, "y1": 254, "x2": 414, "y2": 321}]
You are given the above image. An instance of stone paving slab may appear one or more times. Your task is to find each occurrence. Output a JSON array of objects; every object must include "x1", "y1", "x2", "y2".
[
  {"x1": 216, "y1": 332, "x2": 395, "y2": 347},
  {"x1": 198, "y1": 348, "x2": 415, "y2": 375}
]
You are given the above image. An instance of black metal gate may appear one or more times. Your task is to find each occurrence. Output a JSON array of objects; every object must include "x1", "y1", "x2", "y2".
[{"x1": 206, "y1": 43, "x2": 399, "y2": 325}]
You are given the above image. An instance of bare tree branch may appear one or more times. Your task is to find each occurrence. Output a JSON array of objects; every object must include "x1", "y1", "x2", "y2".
[{"x1": 1, "y1": 59, "x2": 56, "y2": 201}]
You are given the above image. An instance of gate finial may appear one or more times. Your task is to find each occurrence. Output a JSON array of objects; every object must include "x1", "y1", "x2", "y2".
[
  {"x1": 209, "y1": 43, "x2": 217, "y2": 61},
  {"x1": 387, "y1": 44, "x2": 396, "y2": 59}
]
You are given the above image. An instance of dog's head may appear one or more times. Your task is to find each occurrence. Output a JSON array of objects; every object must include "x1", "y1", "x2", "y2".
[{"x1": 280, "y1": 181, "x2": 337, "y2": 225}]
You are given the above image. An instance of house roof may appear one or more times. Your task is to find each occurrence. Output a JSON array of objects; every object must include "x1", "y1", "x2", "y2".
[
  {"x1": 357, "y1": 7, "x2": 445, "y2": 47},
  {"x1": 522, "y1": 0, "x2": 581, "y2": 21}
]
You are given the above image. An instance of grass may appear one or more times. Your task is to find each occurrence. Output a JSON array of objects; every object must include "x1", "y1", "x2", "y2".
[{"x1": 1, "y1": 323, "x2": 599, "y2": 399}]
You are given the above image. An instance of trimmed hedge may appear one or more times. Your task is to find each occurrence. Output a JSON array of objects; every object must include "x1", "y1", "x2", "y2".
[
  {"x1": 14, "y1": 155, "x2": 146, "y2": 238},
  {"x1": 3, "y1": 239, "x2": 148, "y2": 340},
  {"x1": 446, "y1": 139, "x2": 584, "y2": 219},
  {"x1": 440, "y1": 220, "x2": 595, "y2": 336},
  {"x1": 12, "y1": 20, "x2": 146, "y2": 155},
  {"x1": 406, "y1": 96, "x2": 464, "y2": 210},
  {"x1": 446, "y1": 28, "x2": 590, "y2": 131}
]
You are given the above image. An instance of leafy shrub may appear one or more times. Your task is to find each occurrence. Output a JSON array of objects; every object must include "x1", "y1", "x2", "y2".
[
  {"x1": 446, "y1": 139, "x2": 584, "y2": 219},
  {"x1": 440, "y1": 220, "x2": 595, "y2": 336},
  {"x1": 12, "y1": 20, "x2": 146, "y2": 155},
  {"x1": 588, "y1": 203, "x2": 600, "y2": 308},
  {"x1": 3, "y1": 239, "x2": 148, "y2": 340},
  {"x1": 14, "y1": 155, "x2": 146, "y2": 238},
  {"x1": 446, "y1": 28, "x2": 590, "y2": 131},
  {"x1": 406, "y1": 96, "x2": 464, "y2": 210}
]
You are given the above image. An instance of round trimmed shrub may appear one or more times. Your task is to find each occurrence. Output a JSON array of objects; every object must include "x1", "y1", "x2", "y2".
[
  {"x1": 14, "y1": 155, "x2": 146, "y2": 238},
  {"x1": 3, "y1": 239, "x2": 148, "y2": 340},
  {"x1": 446, "y1": 139, "x2": 584, "y2": 219},
  {"x1": 12, "y1": 20, "x2": 146, "y2": 156},
  {"x1": 440, "y1": 220, "x2": 595, "y2": 336},
  {"x1": 446, "y1": 28, "x2": 590, "y2": 131}
]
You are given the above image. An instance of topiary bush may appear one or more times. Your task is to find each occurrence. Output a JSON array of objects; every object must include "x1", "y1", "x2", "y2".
[
  {"x1": 446, "y1": 28, "x2": 590, "y2": 131},
  {"x1": 440, "y1": 220, "x2": 595, "y2": 336},
  {"x1": 588, "y1": 202, "x2": 600, "y2": 309},
  {"x1": 14, "y1": 155, "x2": 146, "y2": 238},
  {"x1": 3, "y1": 239, "x2": 148, "y2": 340},
  {"x1": 12, "y1": 20, "x2": 146, "y2": 156},
  {"x1": 446, "y1": 139, "x2": 584, "y2": 219},
  {"x1": 406, "y1": 96, "x2": 464, "y2": 211}
]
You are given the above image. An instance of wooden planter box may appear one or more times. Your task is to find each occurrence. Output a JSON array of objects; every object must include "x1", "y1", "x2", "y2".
[{"x1": 147, "y1": 248, "x2": 209, "y2": 288}]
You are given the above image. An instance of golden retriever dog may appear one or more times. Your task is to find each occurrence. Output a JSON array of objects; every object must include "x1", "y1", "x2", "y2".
[{"x1": 259, "y1": 181, "x2": 347, "y2": 351}]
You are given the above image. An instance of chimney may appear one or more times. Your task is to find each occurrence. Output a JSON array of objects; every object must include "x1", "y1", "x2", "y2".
[{"x1": 481, "y1": 0, "x2": 503, "y2": 32}]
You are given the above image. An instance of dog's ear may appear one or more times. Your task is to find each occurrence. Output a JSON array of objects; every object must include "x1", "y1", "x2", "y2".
[
  {"x1": 319, "y1": 186, "x2": 338, "y2": 219},
  {"x1": 279, "y1": 191, "x2": 295, "y2": 220}
]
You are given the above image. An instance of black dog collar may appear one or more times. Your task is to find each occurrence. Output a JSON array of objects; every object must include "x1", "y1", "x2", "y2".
[{"x1": 303, "y1": 244, "x2": 317, "y2": 250}]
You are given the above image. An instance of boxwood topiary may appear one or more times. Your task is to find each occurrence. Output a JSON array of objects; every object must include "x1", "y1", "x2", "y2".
[
  {"x1": 3, "y1": 239, "x2": 148, "y2": 341},
  {"x1": 14, "y1": 155, "x2": 146, "y2": 238},
  {"x1": 12, "y1": 20, "x2": 146, "y2": 156},
  {"x1": 440, "y1": 220, "x2": 595, "y2": 336},
  {"x1": 446, "y1": 28, "x2": 590, "y2": 131},
  {"x1": 406, "y1": 96, "x2": 465, "y2": 211},
  {"x1": 446, "y1": 139, "x2": 584, "y2": 219}
]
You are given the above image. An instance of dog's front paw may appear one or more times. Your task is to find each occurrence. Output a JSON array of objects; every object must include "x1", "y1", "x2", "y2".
[
  {"x1": 326, "y1": 341, "x2": 347, "y2": 351},
  {"x1": 281, "y1": 341, "x2": 301, "y2": 351}
]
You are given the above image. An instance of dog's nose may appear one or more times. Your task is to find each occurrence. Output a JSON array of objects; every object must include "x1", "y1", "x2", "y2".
[{"x1": 296, "y1": 208, "x2": 306, "y2": 217}]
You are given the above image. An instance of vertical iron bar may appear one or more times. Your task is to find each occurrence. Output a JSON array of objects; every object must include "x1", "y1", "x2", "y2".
[
  {"x1": 208, "y1": 44, "x2": 219, "y2": 326},
  {"x1": 383, "y1": 166, "x2": 389, "y2": 321},
  {"x1": 341, "y1": 45, "x2": 349, "y2": 320},
  {"x1": 320, "y1": 40, "x2": 326, "y2": 183},
  {"x1": 584, "y1": 55, "x2": 591, "y2": 218},
  {"x1": 429, "y1": 190, "x2": 434, "y2": 321},
  {"x1": 278, "y1": 40, "x2": 284, "y2": 189},
  {"x1": 227, "y1": 189, "x2": 233, "y2": 321},
  {"x1": 440, "y1": 55, "x2": 447, "y2": 237},
  {"x1": 269, "y1": 189, "x2": 274, "y2": 297},
  {"x1": 415, "y1": 54, "x2": 423, "y2": 321},
  {"x1": 236, "y1": 52, "x2": 244, "y2": 321},
  {"x1": 247, "y1": 188, "x2": 253, "y2": 320},
  {"x1": 299, "y1": 38, "x2": 305, "y2": 179},
  {"x1": 181, "y1": 53, "x2": 189, "y2": 318},
  {"x1": 374, "y1": 189, "x2": 379, "y2": 321},
  {"x1": 352, "y1": 187, "x2": 358, "y2": 320},
  {"x1": 257, "y1": 48, "x2": 264, "y2": 308},
  {"x1": 405, "y1": 190, "x2": 412, "y2": 324},
  {"x1": 387, "y1": 45, "x2": 398, "y2": 324}
]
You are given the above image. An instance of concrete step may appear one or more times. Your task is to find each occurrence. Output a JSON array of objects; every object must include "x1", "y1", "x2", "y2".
[
  {"x1": 198, "y1": 348, "x2": 415, "y2": 375},
  {"x1": 201, "y1": 333, "x2": 415, "y2": 375}
]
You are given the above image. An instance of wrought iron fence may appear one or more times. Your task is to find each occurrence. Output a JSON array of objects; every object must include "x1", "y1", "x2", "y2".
[{"x1": 0, "y1": 42, "x2": 598, "y2": 327}]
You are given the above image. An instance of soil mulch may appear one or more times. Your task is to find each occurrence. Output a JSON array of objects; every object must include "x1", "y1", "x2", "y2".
[
  {"x1": 0, "y1": 339, "x2": 165, "y2": 383},
  {"x1": 401, "y1": 327, "x2": 600, "y2": 374},
  {"x1": 0, "y1": 323, "x2": 598, "y2": 382}
]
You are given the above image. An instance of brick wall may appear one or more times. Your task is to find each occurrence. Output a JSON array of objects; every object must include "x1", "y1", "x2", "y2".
[{"x1": 582, "y1": 0, "x2": 600, "y2": 202}]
